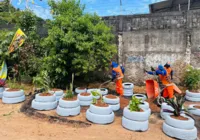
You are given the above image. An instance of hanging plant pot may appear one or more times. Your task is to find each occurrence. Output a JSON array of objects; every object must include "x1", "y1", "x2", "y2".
[
  {"x1": 78, "y1": 92, "x2": 93, "y2": 106},
  {"x1": 86, "y1": 102, "x2": 114, "y2": 124},
  {"x1": 56, "y1": 97, "x2": 80, "y2": 117},
  {"x1": 188, "y1": 104, "x2": 200, "y2": 116},
  {"x1": 132, "y1": 94, "x2": 147, "y2": 101},
  {"x1": 163, "y1": 114, "x2": 197, "y2": 140},
  {"x1": 123, "y1": 83, "x2": 134, "y2": 96},
  {"x1": 75, "y1": 87, "x2": 87, "y2": 94},
  {"x1": 2, "y1": 89, "x2": 25, "y2": 104},
  {"x1": 31, "y1": 93, "x2": 57, "y2": 110}
]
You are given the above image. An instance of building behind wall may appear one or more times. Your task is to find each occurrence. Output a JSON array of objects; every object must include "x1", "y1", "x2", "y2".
[{"x1": 149, "y1": 0, "x2": 200, "y2": 13}]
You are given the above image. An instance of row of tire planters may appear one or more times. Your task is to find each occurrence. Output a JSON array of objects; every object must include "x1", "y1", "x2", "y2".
[
  {"x1": 103, "y1": 95, "x2": 120, "y2": 111},
  {"x1": 48, "y1": 89, "x2": 64, "y2": 101},
  {"x1": 77, "y1": 92, "x2": 93, "y2": 106},
  {"x1": 75, "y1": 87, "x2": 87, "y2": 94},
  {"x1": 87, "y1": 88, "x2": 108, "y2": 96},
  {"x1": 0, "y1": 87, "x2": 5, "y2": 98},
  {"x1": 122, "y1": 106, "x2": 151, "y2": 131},
  {"x1": 185, "y1": 90, "x2": 200, "y2": 102},
  {"x1": 31, "y1": 93, "x2": 57, "y2": 110},
  {"x1": 132, "y1": 94, "x2": 147, "y2": 102},
  {"x1": 123, "y1": 83, "x2": 134, "y2": 97},
  {"x1": 188, "y1": 104, "x2": 200, "y2": 116},
  {"x1": 86, "y1": 102, "x2": 114, "y2": 124},
  {"x1": 163, "y1": 114, "x2": 197, "y2": 140},
  {"x1": 2, "y1": 89, "x2": 25, "y2": 104},
  {"x1": 160, "y1": 103, "x2": 174, "y2": 119},
  {"x1": 56, "y1": 97, "x2": 80, "y2": 116}
]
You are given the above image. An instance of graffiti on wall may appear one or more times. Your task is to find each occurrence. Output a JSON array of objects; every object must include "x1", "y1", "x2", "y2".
[{"x1": 127, "y1": 56, "x2": 144, "y2": 63}]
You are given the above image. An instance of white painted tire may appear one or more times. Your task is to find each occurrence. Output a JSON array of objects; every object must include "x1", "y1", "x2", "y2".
[
  {"x1": 89, "y1": 104, "x2": 112, "y2": 115},
  {"x1": 93, "y1": 95, "x2": 100, "y2": 99},
  {"x1": 0, "y1": 87, "x2": 5, "y2": 93},
  {"x1": 188, "y1": 104, "x2": 200, "y2": 116},
  {"x1": 3, "y1": 90, "x2": 24, "y2": 98},
  {"x1": 31, "y1": 100, "x2": 57, "y2": 110},
  {"x1": 87, "y1": 89, "x2": 100, "y2": 94},
  {"x1": 86, "y1": 110, "x2": 114, "y2": 124},
  {"x1": 186, "y1": 90, "x2": 200, "y2": 98},
  {"x1": 78, "y1": 93, "x2": 93, "y2": 101},
  {"x1": 109, "y1": 103, "x2": 120, "y2": 111},
  {"x1": 186, "y1": 95, "x2": 200, "y2": 102},
  {"x1": 35, "y1": 94, "x2": 56, "y2": 102},
  {"x1": 123, "y1": 107, "x2": 149, "y2": 121},
  {"x1": 123, "y1": 83, "x2": 134, "y2": 89},
  {"x1": 99, "y1": 88, "x2": 108, "y2": 95},
  {"x1": 0, "y1": 92, "x2": 2, "y2": 98},
  {"x1": 132, "y1": 94, "x2": 147, "y2": 101},
  {"x1": 165, "y1": 115, "x2": 195, "y2": 129},
  {"x1": 161, "y1": 103, "x2": 174, "y2": 111},
  {"x1": 75, "y1": 87, "x2": 87, "y2": 94},
  {"x1": 160, "y1": 110, "x2": 174, "y2": 120},
  {"x1": 2, "y1": 95, "x2": 25, "y2": 104},
  {"x1": 103, "y1": 95, "x2": 119, "y2": 105},
  {"x1": 56, "y1": 105, "x2": 80, "y2": 116},
  {"x1": 48, "y1": 90, "x2": 63, "y2": 96},
  {"x1": 163, "y1": 122, "x2": 197, "y2": 140},
  {"x1": 79, "y1": 100, "x2": 92, "y2": 106},
  {"x1": 122, "y1": 116, "x2": 148, "y2": 132},
  {"x1": 59, "y1": 98, "x2": 79, "y2": 108},
  {"x1": 56, "y1": 95, "x2": 63, "y2": 101},
  {"x1": 139, "y1": 101, "x2": 149, "y2": 110}
]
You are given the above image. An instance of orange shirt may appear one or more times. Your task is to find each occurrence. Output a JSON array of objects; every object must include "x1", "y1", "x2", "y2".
[{"x1": 113, "y1": 66, "x2": 124, "y2": 79}]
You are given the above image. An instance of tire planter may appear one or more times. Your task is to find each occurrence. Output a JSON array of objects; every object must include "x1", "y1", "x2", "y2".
[
  {"x1": 89, "y1": 104, "x2": 112, "y2": 115},
  {"x1": 48, "y1": 89, "x2": 64, "y2": 101},
  {"x1": 86, "y1": 109, "x2": 114, "y2": 124},
  {"x1": 123, "y1": 83, "x2": 134, "y2": 96},
  {"x1": 122, "y1": 106, "x2": 150, "y2": 131},
  {"x1": 56, "y1": 98, "x2": 80, "y2": 117},
  {"x1": 132, "y1": 94, "x2": 147, "y2": 101},
  {"x1": 163, "y1": 115, "x2": 197, "y2": 140},
  {"x1": 2, "y1": 89, "x2": 25, "y2": 104},
  {"x1": 188, "y1": 104, "x2": 200, "y2": 116},
  {"x1": 99, "y1": 88, "x2": 108, "y2": 95},
  {"x1": 0, "y1": 92, "x2": 2, "y2": 98},
  {"x1": 186, "y1": 90, "x2": 200, "y2": 98},
  {"x1": 185, "y1": 95, "x2": 200, "y2": 102},
  {"x1": 75, "y1": 87, "x2": 87, "y2": 94},
  {"x1": 160, "y1": 103, "x2": 174, "y2": 119},
  {"x1": 31, "y1": 93, "x2": 57, "y2": 110},
  {"x1": 78, "y1": 93, "x2": 93, "y2": 106},
  {"x1": 0, "y1": 87, "x2": 5, "y2": 93},
  {"x1": 103, "y1": 95, "x2": 120, "y2": 111}
]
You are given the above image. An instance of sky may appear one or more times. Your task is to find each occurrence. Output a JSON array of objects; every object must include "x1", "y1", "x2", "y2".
[{"x1": 10, "y1": 0, "x2": 165, "y2": 19}]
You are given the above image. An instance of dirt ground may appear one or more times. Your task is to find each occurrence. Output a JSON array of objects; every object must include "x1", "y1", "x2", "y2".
[{"x1": 0, "y1": 84, "x2": 199, "y2": 140}]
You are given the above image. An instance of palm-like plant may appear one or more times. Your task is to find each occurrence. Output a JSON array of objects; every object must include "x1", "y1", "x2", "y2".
[{"x1": 91, "y1": 90, "x2": 103, "y2": 104}]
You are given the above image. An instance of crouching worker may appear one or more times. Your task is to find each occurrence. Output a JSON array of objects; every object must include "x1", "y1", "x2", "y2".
[
  {"x1": 110, "y1": 61, "x2": 124, "y2": 96},
  {"x1": 145, "y1": 65, "x2": 174, "y2": 99}
]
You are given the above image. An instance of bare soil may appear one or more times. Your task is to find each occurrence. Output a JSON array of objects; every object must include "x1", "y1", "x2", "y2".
[
  {"x1": 0, "y1": 83, "x2": 199, "y2": 140},
  {"x1": 106, "y1": 95, "x2": 117, "y2": 99},
  {"x1": 194, "y1": 106, "x2": 200, "y2": 109},
  {"x1": 80, "y1": 92, "x2": 90, "y2": 96},
  {"x1": 62, "y1": 96, "x2": 77, "y2": 101},
  {"x1": 6, "y1": 88, "x2": 20, "y2": 91},
  {"x1": 39, "y1": 93, "x2": 53, "y2": 96},
  {"x1": 171, "y1": 115, "x2": 189, "y2": 121},
  {"x1": 94, "y1": 102, "x2": 109, "y2": 107}
]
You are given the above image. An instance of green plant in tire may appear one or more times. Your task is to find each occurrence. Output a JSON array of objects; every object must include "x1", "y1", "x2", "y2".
[
  {"x1": 63, "y1": 83, "x2": 74, "y2": 99},
  {"x1": 91, "y1": 90, "x2": 103, "y2": 104},
  {"x1": 129, "y1": 96, "x2": 143, "y2": 112}
]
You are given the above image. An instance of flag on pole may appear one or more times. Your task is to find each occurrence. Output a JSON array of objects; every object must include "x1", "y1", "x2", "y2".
[
  {"x1": 8, "y1": 28, "x2": 27, "y2": 53},
  {"x1": 0, "y1": 61, "x2": 7, "y2": 82}
]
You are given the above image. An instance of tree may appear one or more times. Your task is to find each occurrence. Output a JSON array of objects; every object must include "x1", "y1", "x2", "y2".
[{"x1": 41, "y1": 0, "x2": 117, "y2": 87}]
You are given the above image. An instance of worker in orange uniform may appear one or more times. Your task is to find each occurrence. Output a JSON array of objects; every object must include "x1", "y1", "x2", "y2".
[
  {"x1": 111, "y1": 61, "x2": 124, "y2": 96},
  {"x1": 164, "y1": 62, "x2": 173, "y2": 80},
  {"x1": 146, "y1": 65, "x2": 174, "y2": 99}
]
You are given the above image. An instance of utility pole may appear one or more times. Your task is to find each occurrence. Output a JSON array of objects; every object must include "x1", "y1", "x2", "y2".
[{"x1": 188, "y1": 0, "x2": 190, "y2": 10}]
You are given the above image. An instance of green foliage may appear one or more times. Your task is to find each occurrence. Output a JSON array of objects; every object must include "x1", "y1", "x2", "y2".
[
  {"x1": 41, "y1": 0, "x2": 117, "y2": 87},
  {"x1": 91, "y1": 90, "x2": 103, "y2": 104},
  {"x1": 63, "y1": 83, "x2": 74, "y2": 99},
  {"x1": 184, "y1": 65, "x2": 200, "y2": 91},
  {"x1": 129, "y1": 96, "x2": 143, "y2": 112},
  {"x1": 6, "y1": 77, "x2": 24, "y2": 89},
  {"x1": 165, "y1": 95, "x2": 186, "y2": 116}
]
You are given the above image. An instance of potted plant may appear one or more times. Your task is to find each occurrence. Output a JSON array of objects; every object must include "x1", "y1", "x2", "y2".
[
  {"x1": 0, "y1": 80, "x2": 5, "y2": 98},
  {"x1": 91, "y1": 90, "x2": 101, "y2": 99},
  {"x1": 184, "y1": 66, "x2": 200, "y2": 101},
  {"x1": 103, "y1": 94, "x2": 120, "y2": 111},
  {"x1": 48, "y1": 88, "x2": 64, "y2": 101},
  {"x1": 188, "y1": 104, "x2": 200, "y2": 116},
  {"x1": 31, "y1": 71, "x2": 57, "y2": 110},
  {"x1": 56, "y1": 83, "x2": 80, "y2": 116},
  {"x1": 86, "y1": 92, "x2": 114, "y2": 124},
  {"x1": 122, "y1": 96, "x2": 150, "y2": 131},
  {"x1": 162, "y1": 95, "x2": 197, "y2": 140},
  {"x1": 2, "y1": 78, "x2": 25, "y2": 104},
  {"x1": 78, "y1": 92, "x2": 93, "y2": 106}
]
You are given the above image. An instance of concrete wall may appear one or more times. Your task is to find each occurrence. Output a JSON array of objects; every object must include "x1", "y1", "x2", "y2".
[{"x1": 103, "y1": 10, "x2": 200, "y2": 85}]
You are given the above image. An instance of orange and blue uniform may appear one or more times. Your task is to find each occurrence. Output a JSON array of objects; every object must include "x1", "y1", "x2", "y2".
[
  {"x1": 147, "y1": 65, "x2": 174, "y2": 99},
  {"x1": 111, "y1": 62, "x2": 124, "y2": 95}
]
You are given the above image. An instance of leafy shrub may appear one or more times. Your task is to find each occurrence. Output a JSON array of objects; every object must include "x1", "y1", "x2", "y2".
[
  {"x1": 184, "y1": 66, "x2": 200, "y2": 91},
  {"x1": 63, "y1": 83, "x2": 74, "y2": 99},
  {"x1": 129, "y1": 96, "x2": 143, "y2": 112}
]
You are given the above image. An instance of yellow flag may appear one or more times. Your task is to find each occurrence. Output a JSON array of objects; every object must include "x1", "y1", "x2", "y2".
[{"x1": 8, "y1": 28, "x2": 27, "y2": 53}]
